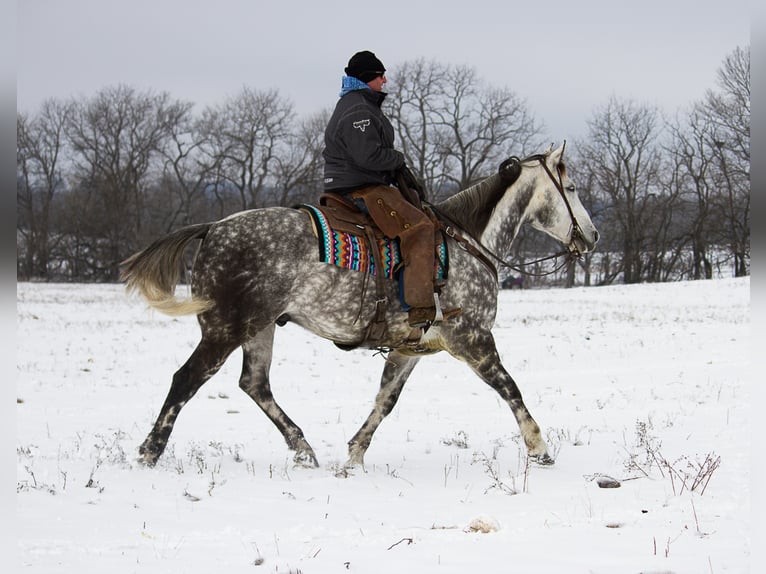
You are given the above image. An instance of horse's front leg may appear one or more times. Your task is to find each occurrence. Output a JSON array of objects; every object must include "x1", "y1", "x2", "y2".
[
  {"x1": 456, "y1": 330, "x2": 553, "y2": 465},
  {"x1": 239, "y1": 325, "x2": 319, "y2": 468},
  {"x1": 346, "y1": 352, "x2": 420, "y2": 468}
]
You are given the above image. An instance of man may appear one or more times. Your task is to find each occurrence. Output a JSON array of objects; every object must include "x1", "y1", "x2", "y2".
[{"x1": 323, "y1": 50, "x2": 440, "y2": 328}]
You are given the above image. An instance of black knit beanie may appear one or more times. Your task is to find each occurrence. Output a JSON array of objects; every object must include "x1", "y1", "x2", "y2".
[{"x1": 345, "y1": 51, "x2": 386, "y2": 83}]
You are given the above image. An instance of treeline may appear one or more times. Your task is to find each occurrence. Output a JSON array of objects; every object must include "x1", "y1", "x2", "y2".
[{"x1": 17, "y1": 47, "x2": 749, "y2": 285}]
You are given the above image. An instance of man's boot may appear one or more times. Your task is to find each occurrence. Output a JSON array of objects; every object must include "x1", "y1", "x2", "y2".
[{"x1": 407, "y1": 292, "x2": 462, "y2": 328}]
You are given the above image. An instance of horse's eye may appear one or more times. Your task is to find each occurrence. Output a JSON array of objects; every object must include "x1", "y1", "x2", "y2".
[{"x1": 565, "y1": 184, "x2": 576, "y2": 193}]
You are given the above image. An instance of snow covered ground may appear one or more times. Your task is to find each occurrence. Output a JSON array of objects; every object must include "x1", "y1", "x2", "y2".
[{"x1": 16, "y1": 278, "x2": 750, "y2": 573}]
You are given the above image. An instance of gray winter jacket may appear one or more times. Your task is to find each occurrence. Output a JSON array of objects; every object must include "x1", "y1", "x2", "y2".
[{"x1": 323, "y1": 88, "x2": 405, "y2": 191}]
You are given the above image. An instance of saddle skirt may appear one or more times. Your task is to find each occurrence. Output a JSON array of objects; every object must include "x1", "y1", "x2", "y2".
[{"x1": 298, "y1": 198, "x2": 448, "y2": 281}]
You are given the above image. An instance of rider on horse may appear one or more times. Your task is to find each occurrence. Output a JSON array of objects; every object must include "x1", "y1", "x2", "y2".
[{"x1": 323, "y1": 50, "x2": 443, "y2": 329}]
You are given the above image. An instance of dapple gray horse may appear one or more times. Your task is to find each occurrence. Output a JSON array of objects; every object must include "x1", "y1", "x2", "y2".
[{"x1": 121, "y1": 145, "x2": 599, "y2": 469}]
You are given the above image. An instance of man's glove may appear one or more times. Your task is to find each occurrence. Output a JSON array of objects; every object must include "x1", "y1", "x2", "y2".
[{"x1": 396, "y1": 165, "x2": 427, "y2": 202}]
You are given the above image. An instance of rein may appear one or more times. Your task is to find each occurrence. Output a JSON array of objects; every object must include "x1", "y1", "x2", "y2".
[
  {"x1": 437, "y1": 215, "x2": 574, "y2": 279},
  {"x1": 432, "y1": 152, "x2": 585, "y2": 279}
]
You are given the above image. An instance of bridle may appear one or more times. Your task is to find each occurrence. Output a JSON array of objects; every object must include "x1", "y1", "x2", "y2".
[
  {"x1": 528, "y1": 151, "x2": 586, "y2": 259},
  {"x1": 434, "y1": 150, "x2": 586, "y2": 279}
]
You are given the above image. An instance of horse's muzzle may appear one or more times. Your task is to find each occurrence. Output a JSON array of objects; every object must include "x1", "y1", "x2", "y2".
[{"x1": 569, "y1": 226, "x2": 599, "y2": 256}]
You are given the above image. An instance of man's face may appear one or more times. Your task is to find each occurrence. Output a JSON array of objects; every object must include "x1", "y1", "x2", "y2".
[{"x1": 366, "y1": 74, "x2": 387, "y2": 92}]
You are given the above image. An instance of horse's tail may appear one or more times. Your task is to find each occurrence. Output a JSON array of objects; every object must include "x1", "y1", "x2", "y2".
[{"x1": 120, "y1": 222, "x2": 214, "y2": 317}]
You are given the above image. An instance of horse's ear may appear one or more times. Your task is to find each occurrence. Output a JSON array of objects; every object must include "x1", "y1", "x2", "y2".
[
  {"x1": 549, "y1": 144, "x2": 565, "y2": 166},
  {"x1": 498, "y1": 156, "x2": 521, "y2": 183}
]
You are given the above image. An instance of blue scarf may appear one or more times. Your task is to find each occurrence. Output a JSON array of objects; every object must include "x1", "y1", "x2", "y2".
[{"x1": 339, "y1": 76, "x2": 371, "y2": 97}]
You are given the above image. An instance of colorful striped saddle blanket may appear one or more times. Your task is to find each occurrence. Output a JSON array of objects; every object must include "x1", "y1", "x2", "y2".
[{"x1": 299, "y1": 203, "x2": 448, "y2": 280}]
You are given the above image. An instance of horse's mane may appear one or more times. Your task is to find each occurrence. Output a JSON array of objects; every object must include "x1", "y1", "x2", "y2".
[
  {"x1": 434, "y1": 173, "x2": 508, "y2": 239},
  {"x1": 433, "y1": 151, "x2": 561, "y2": 239},
  {"x1": 433, "y1": 149, "x2": 536, "y2": 239}
]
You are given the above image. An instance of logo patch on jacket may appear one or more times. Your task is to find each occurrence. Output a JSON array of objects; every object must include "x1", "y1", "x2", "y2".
[{"x1": 353, "y1": 119, "x2": 371, "y2": 132}]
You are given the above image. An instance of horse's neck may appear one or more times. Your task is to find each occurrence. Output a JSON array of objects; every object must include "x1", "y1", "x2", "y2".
[
  {"x1": 481, "y1": 179, "x2": 533, "y2": 259},
  {"x1": 437, "y1": 172, "x2": 531, "y2": 260}
]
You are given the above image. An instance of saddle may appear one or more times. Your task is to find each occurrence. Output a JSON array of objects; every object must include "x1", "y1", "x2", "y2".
[
  {"x1": 319, "y1": 192, "x2": 375, "y2": 231},
  {"x1": 298, "y1": 193, "x2": 448, "y2": 347}
]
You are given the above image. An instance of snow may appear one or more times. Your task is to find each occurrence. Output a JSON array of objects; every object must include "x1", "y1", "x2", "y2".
[{"x1": 16, "y1": 278, "x2": 750, "y2": 573}]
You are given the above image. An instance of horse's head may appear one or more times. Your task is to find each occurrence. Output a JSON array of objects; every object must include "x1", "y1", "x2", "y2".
[{"x1": 522, "y1": 144, "x2": 599, "y2": 256}]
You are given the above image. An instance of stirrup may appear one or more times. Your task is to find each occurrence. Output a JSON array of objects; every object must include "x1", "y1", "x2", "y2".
[
  {"x1": 431, "y1": 293, "x2": 464, "y2": 324},
  {"x1": 433, "y1": 292, "x2": 444, "y2": 322}
]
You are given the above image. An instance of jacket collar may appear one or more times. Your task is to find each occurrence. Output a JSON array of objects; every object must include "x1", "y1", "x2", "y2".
[
  {"x1": 354, "y1": 86, "x2": 387, "y2": 108},
  {"x1": 339, "y1": 76, "x2": 387, "y2": 107}
]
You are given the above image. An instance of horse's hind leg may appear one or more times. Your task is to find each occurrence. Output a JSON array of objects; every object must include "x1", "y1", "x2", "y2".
[
  {"x1": 346, "y1": 352, "x2": 420, "y2": 467},
  {"x1": 138, "y1": 337, "x2": 236, "y2": 466},
  {"x1": 239, "y1": 325, "x2": 319, "y2": 468},
  {"x1": 456, "y1": 331, "x2": 553, "y2": 465}
]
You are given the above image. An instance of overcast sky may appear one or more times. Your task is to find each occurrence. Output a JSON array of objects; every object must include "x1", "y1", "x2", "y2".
[{"x1": 17, "y1": 0, "x2": 750, "y2": 141}]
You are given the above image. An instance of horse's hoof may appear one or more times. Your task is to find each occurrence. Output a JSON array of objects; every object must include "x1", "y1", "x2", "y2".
[
  {"x1": 293, "y1": 450, "x2": 319, "y2": 468},
  {"x1": 530, "y1": 452, "x2": 555, "y2": 466},
  {"x1": 346, "y1": 443, "x2": 366, "y2": 468},
  {"x1": 136, "y1": 453, "x2": 158, "y2": 467},
  {"x1": 343, "y1": 456, "x2": 364, "y2": 469},
  {"x1": 137, "y1": 444, "x2": 161, "y2": 467},
  {"x1": 333, "y1": 464, "x2": 354, "y2": 478}
]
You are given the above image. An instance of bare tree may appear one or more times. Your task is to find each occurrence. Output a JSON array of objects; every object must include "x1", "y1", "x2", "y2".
[
  {"x1": 387, "y1": 59, "x2": 543, "y2": 200},
  {"x1": 697, "y1": 45, "x2": 750, "y2": 276},
  {"x1": 577, "y1": 97, "x2": 664, "y2": 284},
  {"x1": 151, "y1": 103, "x2": 219, "y2": 231},
  {"x1": 196, "y1": 87, "x2": 294, "y2": 211},
  {"x1": 16, "y1": 99, "x2": 73, "y2": 279},
  {"x1": 269, "y1": 109, "x2": 329, "y2": 207},
  {"x1": 642, "y1": 174, "x2": 687, "y2": 282},
  {"x1": 666, "y1": 109, "x2": 717, "y2": 279},
  {"x1": 385, "y1": 59, "x2": 452, "y2": 196},
  {"x1": 63, "y1": 85, "x2": 190, "y2": 279}
]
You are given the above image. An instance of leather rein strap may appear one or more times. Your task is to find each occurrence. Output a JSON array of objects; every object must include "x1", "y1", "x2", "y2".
[{"x1": 438, "y1": 220, "x2": 499, "y2": 281}]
